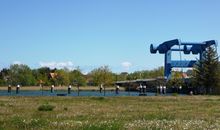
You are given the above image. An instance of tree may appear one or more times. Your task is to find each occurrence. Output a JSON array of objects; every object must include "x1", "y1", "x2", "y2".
[
  {"x1": 32, "y1": 67, "x2": 51, "y2": 86},
  {"x1": 127, "y1": 71, "x2": 140, "y2": 80},
  {"x1": 166, "y1": 71, "x2": 183, "y2": 92},
  {"x1": 193, "y1": 46, "x2": 219, "y2": 94},
  {"x1": 9, "y1": 64, "x2": 36, "y2": 86},
  {"x1": 69, "y1": 67, "x2": 86, "y2": 86},
  {"x1": 126, "y1": 67, "x2": 164, "y2": 80},
  {"x1": 89, "y1": 66, "x2": 114, "y2": 86},
  {"x1": 116, "y1": 72, "x2": 128, "y2": 81},
  {"x1": 55, "y1": 69, "x2": 70, "y2": 86},
  {"x1": 0, "y1": 68, "x2": 10, "y2": 85}
]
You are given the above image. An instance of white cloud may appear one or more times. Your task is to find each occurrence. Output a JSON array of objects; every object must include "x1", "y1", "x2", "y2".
[
  {"x1": 82, "y1": 71, "x2": 88, "y2": 75},
  {"x1": 39, "y1": 61, "x2": 75, "y2": 70},
  {"x1": 121, "y1": 61, "x2": 132, "y2": 71},
  {"x1": 13, "y1": 61, "x2": 22, "y2": 65}
]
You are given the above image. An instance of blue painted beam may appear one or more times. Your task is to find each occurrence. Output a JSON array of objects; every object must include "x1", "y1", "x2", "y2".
[
  {"x1": 181, "y1": 40, "x2": 217, "y2": 46},
  {"x1": 171, "y1": 49, "x2": 184, "y2": 51},
  {"x1": 171, "y1": 60, "x2": 197, "y2": 68},
  {"x1": 150, "y1": 39, "x2": 217, "y2": 54}
]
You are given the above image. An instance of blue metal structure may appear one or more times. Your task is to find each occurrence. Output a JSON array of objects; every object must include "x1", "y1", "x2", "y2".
[{"x1": 150, "y1": 39, "x2": 217, "y2": 80}]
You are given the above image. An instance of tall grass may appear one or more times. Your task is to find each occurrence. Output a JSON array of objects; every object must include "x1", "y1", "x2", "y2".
[{"x1": 0, "y1": 96, "x2": 220, "y2": 129}]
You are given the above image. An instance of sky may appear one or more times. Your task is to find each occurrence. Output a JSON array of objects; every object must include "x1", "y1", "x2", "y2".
[{"x1": 0, "y1": 0, "x2": 220, "y2": 73}]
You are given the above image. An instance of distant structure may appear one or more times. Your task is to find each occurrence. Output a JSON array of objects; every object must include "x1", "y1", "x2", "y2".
[
  {"x1": 150, "y1": 39, "x2": 217, "y2": 80},
  {"x1": 50, "y1": 73, "x2": 58, "y2": 79}
]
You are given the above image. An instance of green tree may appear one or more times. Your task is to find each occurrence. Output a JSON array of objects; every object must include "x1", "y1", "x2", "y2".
[
  {"x1": 9, "y1": 64, "x2": 36, "y2": 86},
  {"x1": 127, "y1": 71, "x2": 140, "y2": 80},
  {"x1": 55, "y1": 69, "x2": 70, "y2": 86},
  {"x1": 115, "y1": 72, "x2": 128, "y2": 81},
  {"x1": 167, "y1": 71, "x2": 183, "y2": 92},
  {"x1": 126, "y1": 67, "x2": 164, "y2": 80},
  {"x1": 89, "y1": 66, "x2": 113, "y2": 86},
  {"x1": 0, "y1": 68, "x2": 11, "y2": 86},
  {"x1": 69, "y1": 67, "x2": 86, "y2": 86},
  {"x1": 32, "y1": 67, "x2": 51, "y2": 86},
  {"x1": 193, "y1": 46, "x2": 219, "y2": 94}
]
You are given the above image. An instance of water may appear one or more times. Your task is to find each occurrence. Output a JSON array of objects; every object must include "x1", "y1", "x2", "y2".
[{"x1": 0, "y1": 90, "x2": 158, "y2": 97}]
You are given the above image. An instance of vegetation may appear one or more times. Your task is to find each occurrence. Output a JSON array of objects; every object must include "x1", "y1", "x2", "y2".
[
  {"x1": 0, "y1": 96, "x2": 220, "y2": 129},
  {"x1": 8, "y1": 64, "x2": 35, "y2": 86},
  {"x1": 1, "y1": 46, "x2": 220, "y2": 96},
  {"x1": 69, "y1": 67, "x2": 87, "y2": 86},
  {"x1": 38, "y1": 104, "x2": 55, "y2": 111},
  {"x1": 88, "y1": 66, "x2": 114, "y2": 86},
  {"x1": 0, "y1": 65, "x2": 164, "y2": 87},
  {"x1": 126, "y1": 66, "x2": 164, "y2": 80},
  {"x1": 167, "y1": 71, "x2": 184, "y2": 92},
  {"x1": 192, "y1": 46, "x2": 220, "y2": 94}
]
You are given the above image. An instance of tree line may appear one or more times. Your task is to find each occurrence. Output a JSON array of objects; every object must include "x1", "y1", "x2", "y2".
[
  {"x1": 0, "y1": 64, "x2": 164, "y2": 87},
  {"x1": 1, "y1": 45, "x2": 219, "y2": 95}
]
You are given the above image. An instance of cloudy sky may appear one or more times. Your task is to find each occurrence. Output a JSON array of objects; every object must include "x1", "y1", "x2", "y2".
[{"x1": 0, "y1": 0, "x2": 220, "y2": 73}]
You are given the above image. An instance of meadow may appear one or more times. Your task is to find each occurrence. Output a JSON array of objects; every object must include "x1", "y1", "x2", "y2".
[{"x1": 0, "y1": 96, "x2": 220, "y2": 130}]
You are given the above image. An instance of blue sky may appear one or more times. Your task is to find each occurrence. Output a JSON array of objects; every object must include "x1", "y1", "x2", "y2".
[{"x1": 0, "y1": 0, "x2": 220, "y2": 73}]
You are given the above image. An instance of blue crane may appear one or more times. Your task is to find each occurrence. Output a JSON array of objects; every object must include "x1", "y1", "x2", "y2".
[{"x1": 150, "y1": 39, "x2": 217, "y2": 80}]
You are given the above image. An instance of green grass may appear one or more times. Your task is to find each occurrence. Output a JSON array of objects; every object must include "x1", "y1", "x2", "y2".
[{"x1": 0, "y1": 96, "x2": 220, "y2": 129}]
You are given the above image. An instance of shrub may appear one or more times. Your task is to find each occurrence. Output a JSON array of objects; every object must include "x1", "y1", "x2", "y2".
[
  {"x1": 11, "y1": 116, "x2": 26, "y2": 129},
  {"x1": 64, "y1": 107, "x2": 68, "y2": 111},
  {"x1": 38, "y1": 104, "x2": 55, "y2": 111},
  {"x1": 172, "y1": 93, "x2": 178, "y2": 96},
  {"x1": 29, "y1": 118, "x2": 48, "y2": 128},
  {"x1": 91, "y1": 97, "x2": 106, "y2": 101}
]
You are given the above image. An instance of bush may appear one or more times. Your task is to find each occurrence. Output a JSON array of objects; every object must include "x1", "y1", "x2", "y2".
[
  {"x1": 29, "y1": 118, "x2": 48, "y2": 128},
  {"x1": 38, "y1": 104, "x2": 55, "y2": 111},
  {"x1": 11, "y1": 116, "x2": 26, "y2": 129},
  {"x1": 64, "y1": 107, "x2": 68, "y2": 111},
  {"x1": 91, "y1": 97, "x2": 106, "y2": 101},
  {"x1": 172, "y1": 93, "x2": 178, "y2": 96}
]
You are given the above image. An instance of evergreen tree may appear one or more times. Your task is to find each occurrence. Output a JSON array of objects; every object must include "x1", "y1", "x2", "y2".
[{"x1": 193, "y1": 46, "x2": 219, "y2": 94}]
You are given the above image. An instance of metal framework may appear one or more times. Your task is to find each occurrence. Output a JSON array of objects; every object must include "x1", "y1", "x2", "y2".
[{"x1": 150, "y1": 39, "x2": 217, "y2": 79}]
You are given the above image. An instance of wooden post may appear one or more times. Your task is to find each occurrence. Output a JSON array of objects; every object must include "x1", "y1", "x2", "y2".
[
  {"x1": 51, "y1": 85, "x2": 54, "y2": 93},
  {"x1": 77, "y1": 84, "x2": 79, "y2": 96},
  {"x1": 116, "y1": 85, "x2": 119, "y2": 94},
  {"x1": 128, "y1": 83, "x2": 130, "y2": 96},
  {"x1": 41, "y1": 84, "x2": 43, "y2": 96},
  {"x1": 8, "y1": 85, "x2": 11, "y2": 93},
  {"x1": 104, "y1": 85, "x2": 106, "y2": 96},
  {"x1": 68, "y1": 85, "x2": 71, "y2": 94},
  {"x1": 16, "y1": 85, "x2": 20, "y2": 94}
]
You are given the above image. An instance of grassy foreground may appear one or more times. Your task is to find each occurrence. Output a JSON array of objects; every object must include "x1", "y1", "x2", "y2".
[{"x1": 0, "y1": 96, "x2": 220, "y2": 130}]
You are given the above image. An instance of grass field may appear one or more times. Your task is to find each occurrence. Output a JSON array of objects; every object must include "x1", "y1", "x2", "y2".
[{"x1": 0, "y1": 96, "x2": 220, "y2": 130}]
